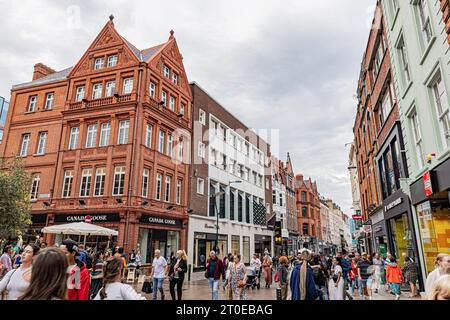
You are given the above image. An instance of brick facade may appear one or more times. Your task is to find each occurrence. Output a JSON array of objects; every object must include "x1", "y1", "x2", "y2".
[
  {"x1": 0, "y1": 18, "x2": 192, "y2": 259},
  {"x1": 441, "y1": 0, "x2": 450, "y2": 44},
  {"x1": 295, "y1": 175, "x2": 321, "y2": 241}
]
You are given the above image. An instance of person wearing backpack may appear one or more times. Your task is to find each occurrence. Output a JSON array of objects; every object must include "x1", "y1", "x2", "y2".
[
  {"x1": 311, "y1": 254, "x2": 328, "y2": 300},
  {"x1": 276, "y1": 256, "x2": 289, "y2": 300}
]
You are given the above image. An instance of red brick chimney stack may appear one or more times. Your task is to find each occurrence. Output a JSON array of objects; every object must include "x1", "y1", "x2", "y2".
[{"x1": 32, "y1": 63, "x2": 56, "y2": 81}]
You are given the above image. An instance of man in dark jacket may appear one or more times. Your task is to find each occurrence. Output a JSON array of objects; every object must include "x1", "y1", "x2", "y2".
[
  {"x1": 338, "y1": 252, "x2": 354, "y2": 300},
  {"x1": 206, "y1": 251, "x2": 224, "y2": 300},
  {"x1": 290, "y1": 249, "x2": 318, "y2": 300}
]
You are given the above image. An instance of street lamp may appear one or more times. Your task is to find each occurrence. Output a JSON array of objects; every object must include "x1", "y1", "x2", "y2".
[
  {"x1": 211, "y1": 191, "x2": 225, "y2": 253},
  {"x1": 211, "y1": 180, "x2": 242, "y2": 254}
]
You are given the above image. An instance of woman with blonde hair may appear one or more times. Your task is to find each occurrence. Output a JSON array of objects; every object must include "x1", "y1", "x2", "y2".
[
  {"x1": 429, "y1": 274, "x2": 450, "y2": 300},
  {"x1": 94, "y1": 257, "x2": 145, "y2": 300},
  {"x1": 168, "y1": 250, "x2": 188, "y2": 300}
]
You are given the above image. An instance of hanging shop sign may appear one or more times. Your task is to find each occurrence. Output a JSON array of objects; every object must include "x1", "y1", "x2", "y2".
[
  {"x1": 423, "y1": 171, "x2": 434, "y2": 197},
  {"x1": 274, "y1": 221, "x2": 282, "y2": 245}
]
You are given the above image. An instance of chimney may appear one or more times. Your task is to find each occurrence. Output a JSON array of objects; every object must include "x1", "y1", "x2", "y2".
[{"x1": 33, "y1": 63, "x2": 56, "y2": 81}]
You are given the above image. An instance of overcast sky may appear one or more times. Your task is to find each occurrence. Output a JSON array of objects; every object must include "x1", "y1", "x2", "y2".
[{"x1": 0, "y1": 0, "x2": 376, "y2": 215}]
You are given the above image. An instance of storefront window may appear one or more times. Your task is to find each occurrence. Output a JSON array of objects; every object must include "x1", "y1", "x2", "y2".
[
  {"x1": 193, "y1": 233, "x2": 228, "y2": 268},
  {"x1": 56, "y1": 231, "x2": 117, "y2": 252},
  {"x1": 389, "y1": 214, "x2": 415, "y2": 262},
  {"x1": 417, "y1": 201, "x2": 450, "y2": 274},
  {"x1": 138, "y1": 228, "x2": 179, "y2": 263},
  {"x1": 243, "y1": 236, "x2": 250, "y2": 264},
  {"x1": 232, "y1": 235, "x2": 240, "y2": 255}
]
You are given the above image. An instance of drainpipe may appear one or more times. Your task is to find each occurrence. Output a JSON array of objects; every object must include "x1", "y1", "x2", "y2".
[{"x1": 124, "y1": 65, "x2": 144, "y2": 251}]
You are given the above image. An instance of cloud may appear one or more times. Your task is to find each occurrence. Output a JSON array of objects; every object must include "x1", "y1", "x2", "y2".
[{"x1": 0, "y1": 0, "x2": 375, "y2": 215}]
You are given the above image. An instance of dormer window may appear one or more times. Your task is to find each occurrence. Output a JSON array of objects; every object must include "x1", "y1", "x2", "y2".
[
  {"x1": 163, "y1": 65, "x2": 170, "y2": 78},
  {"x1": 94, "y1": 57, "x2": 105, "y2": 70},
  {"x1": 107, "y1": 55, "x2": 118, "y2": 67}
]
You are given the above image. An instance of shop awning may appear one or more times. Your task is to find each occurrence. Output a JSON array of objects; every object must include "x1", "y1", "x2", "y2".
[{"x1": 42, "y1": 222, "x2": 118, "y2": 236}]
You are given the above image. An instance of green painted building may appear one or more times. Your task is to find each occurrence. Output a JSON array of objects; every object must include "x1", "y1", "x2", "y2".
[{"x1": 381, "y1": 0, "x2": 450, "y2": 285}]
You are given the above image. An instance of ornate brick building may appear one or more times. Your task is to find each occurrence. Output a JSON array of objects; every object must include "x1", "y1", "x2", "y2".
[
  {"x1": 441, "y1": 0, "x2": 450, "y2": 44},
  {"x1": 0, "y1": 17, "x2": 192, "y2": 262},
  {"x1": 295, "y1": 174, "x2": 321, "y2": 250}
]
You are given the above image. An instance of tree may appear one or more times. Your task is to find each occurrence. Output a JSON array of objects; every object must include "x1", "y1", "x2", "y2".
[{"x1": 0, "y1": 158, "x2": 32, "y2": 242}]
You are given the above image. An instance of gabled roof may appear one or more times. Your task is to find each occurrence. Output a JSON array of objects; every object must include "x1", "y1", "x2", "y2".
[
  {"x1": 12, "y1": 67, "x2": 73, "y2": 90},
  {"x1": 120, "y1": 37, "x2": 165, "y2": 62}
]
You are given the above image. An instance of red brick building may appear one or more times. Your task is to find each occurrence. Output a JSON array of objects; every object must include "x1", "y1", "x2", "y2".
[
  {"x1": 0, "y1": 17, "x2": 192, "y2": 263},
  {"x1": 295, "y1": 174, "x2": 321, "y2": 249},
  {"x1": 441, "y1": 0, "x2": 450, "y2": 44}
]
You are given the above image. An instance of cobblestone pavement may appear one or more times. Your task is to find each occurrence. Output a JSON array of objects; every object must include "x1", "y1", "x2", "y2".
[{"x1": 133, "y1": 279, "x2": 424, "y2": 301}]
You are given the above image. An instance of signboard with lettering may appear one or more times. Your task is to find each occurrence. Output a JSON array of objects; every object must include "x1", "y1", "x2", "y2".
[
  {"x1": 139, "y1": 215, "x2": 183, "y2": 227},
  {"x1": 352, "y1": 215, "x2": 363, "y2": 220},
  {"x1": 384, "y1": 197, "x2": 403, "y2": 213},
  {"x1": 424, "y1": 171, "x2": 433, "y2": 197},
  {"x1": 54, "y1": 213, "x2": 120, "y2": 223},
  {"x1": 274, "y1": 221, "x2": 282, "y2": 245}
]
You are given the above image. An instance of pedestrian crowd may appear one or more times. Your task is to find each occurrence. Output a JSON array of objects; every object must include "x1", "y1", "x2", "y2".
[{"x1": 1, "y1": 239, "x2": 449, "y2": 301}]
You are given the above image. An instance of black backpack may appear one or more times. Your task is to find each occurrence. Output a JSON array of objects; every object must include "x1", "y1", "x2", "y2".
[
  {"x1": 313, "y1": 267, "x2": 320, "y2": 279},
  {"x1": 85, "y1": 252, "x2": 93, "y2": 269}
]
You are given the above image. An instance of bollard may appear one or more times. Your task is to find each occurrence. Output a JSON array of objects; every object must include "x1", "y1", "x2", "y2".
[
  {"x1": 276, "y1": 287, "x2": 282, "y2": 300},
  {"x1": 188, "y1": 264, "x2": 191, "y2": 282}
]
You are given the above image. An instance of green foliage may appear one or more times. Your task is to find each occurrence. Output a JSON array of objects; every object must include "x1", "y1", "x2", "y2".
[{"x1": 0, "y1": 158, "x2": 32, "y2": 240}]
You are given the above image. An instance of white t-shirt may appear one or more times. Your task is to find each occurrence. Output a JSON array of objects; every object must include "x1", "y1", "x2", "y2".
[
  {"x1": 94, "y1": 282, "x2": 146, "y2": 300},
  {"x1": 152, "y1": 256, "x2": 167, "y2": 279}
]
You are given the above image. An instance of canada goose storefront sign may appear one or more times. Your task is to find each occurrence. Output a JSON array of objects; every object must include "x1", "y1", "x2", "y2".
[
  {"x1": 54, "y1": 213, "x2": 120, "y2": 223},
  {"x1": 139, "y1": 215, "x2": 183, "y2": 227}
]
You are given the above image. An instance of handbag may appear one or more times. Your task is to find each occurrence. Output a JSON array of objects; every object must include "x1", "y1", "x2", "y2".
[
  {"x1": 141, "y1": 280, "x2": 153, "y2": 294},
  {"x1": 274, "y1": 272, "x2": 279, "y2": 283},
  {"x1": 332, "y1": 274, "x2": 339, "y2": 283},
  {"x1": 235, "y1": 263, "x2": 245, "y2": 288}
]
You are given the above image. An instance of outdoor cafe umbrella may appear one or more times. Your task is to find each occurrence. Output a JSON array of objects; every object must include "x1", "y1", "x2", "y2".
[{"x1": 42, "y1": 222, "x2": 118, "y2": 247}]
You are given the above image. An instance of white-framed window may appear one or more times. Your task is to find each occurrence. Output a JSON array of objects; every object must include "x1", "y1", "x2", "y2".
[
  {"x1": 92, "y1": 83, "x2": 103, "y2": 99},
  {"x1": 30, "y1": 173, "x2": 40, "y2": 200},
  {"x1": 20, "y1": 134, "x2": 30, "y2": 157},
  {"x1": 142, "y1": 168, "x2": 150, "y2": 198},
  {"x1": 94, "y1": 167, "x2": 106, "y2": 197},
  {"x1": 163, "y1": 65, "x2": 170, "y2": 78},
  {"x1": 197, "y1": 178, "x2": 205, "y2": 195},
  {"x1": 178, "y1": 140, "x2": 184, "y2": 162},
  {"x1": 105, "y1": 81, "x2": 115, "y2": 97},
  {"x1": 27, "y1": 96, "x2": 37, "y2": 112},
  {"x1": 161, "y1": 91, "x2": 167, "y2": 106},
  {"x1": 164, "y1": 176, "x2": 171, "y2": 202},
  {"x1": 94, "y1": 57, "x2": 105, "y2": 70},
  {"x1": 149, "y1": 82, "x2": 156, "y2": 98},
  {"x1": 68, "y1": 127, "x2": 79, "y2": 150},
  {"x1": 158, "y1": 130, "x2": 165, "y2": 153},
  {"x1": 117, "y1": 120, "x2": 129, "y2": 145},
  {"x1": 155, "y1": 173, "x2": 162, "y2": 200},
  {"x1": 253, "y1": 171, "x2": 258, "y2": 185},
  {"x1": 145, "y1": 123, "x2": 153, "y2": 148},
  {"x1": 199, "y1": 109, "x2": 206, "y2": 125},
  {"x1": 44, "y1": 93, "x2": 54, "y2": 110},
  {"x1": 79, "y1": 168, "x2": 93, "y2": 197},
  {"x1": 432, "y1": 75, "x2": 450, "y2": 149},
  {"x1": 99, "y1": 123, "x2": 110, "y2": 147},
  {"x1": 417, "y1": 0, "x2": 433, "y2": 44},
  {"x1": 176, "y1": 180, "x2": 182, "y2": 205},
  {"x1": 172, "y1": 73, "x2": 178, "y2": 85},
  {"x1": 180, "y1": 103, "x2": 185, "y2": 117},
  {"x1": 245, "y1": 142, "x2": 250, "y2": 156},
  {"x1": 112, "y1": 166, "x2": 126, "y2": 196},
  {"x1": 373, "y1": 41, "x2": 384, "y2": 78},
  {"x1": 122, "y1": 78, "x2": 133, "y2": 94},
  {"x1": 229, "y1": 160, "x2": 236, "y2": 175},
  {"x1": 398, "y1": 36, "x2": 411, "y2": 85},
  {"x1": 198, "y1": 142, "x2": 205, "y2": 158},
  {"x1": 107, "y1": 55, "x2": 118, "y2": 67},
  {"x1": 36, "y1": 132, "x2": 48, "y2": 155},
  {"x1": 75, "y1": 86, "x2": 85, "y2": 102},
  {"x1": 62, "y1": 170, "x2": 74, "y2": 198},
  {"x1": 167, "y1": 134, "x2": 173, "y2": 157},
  {"x1": 169, "y1": 96, "x2": 175, "y2": 111},
  {"x1": 258, "y1": 175, "x2": 263, "y2": 187},
  {"x1": 410, "y1": 110, "x2": 425, "y2": 168},
  {"x1": 381, "y1": 87, "x2": 392, "y2": 122},
  {"x1": 85, "y1": 124, "x2": 97, "y2": 148}
]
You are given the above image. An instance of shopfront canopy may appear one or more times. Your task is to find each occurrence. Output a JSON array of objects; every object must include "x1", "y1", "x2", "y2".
[{"x1": 42, "y1": 222, "x2": 118, "y2": 236}]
